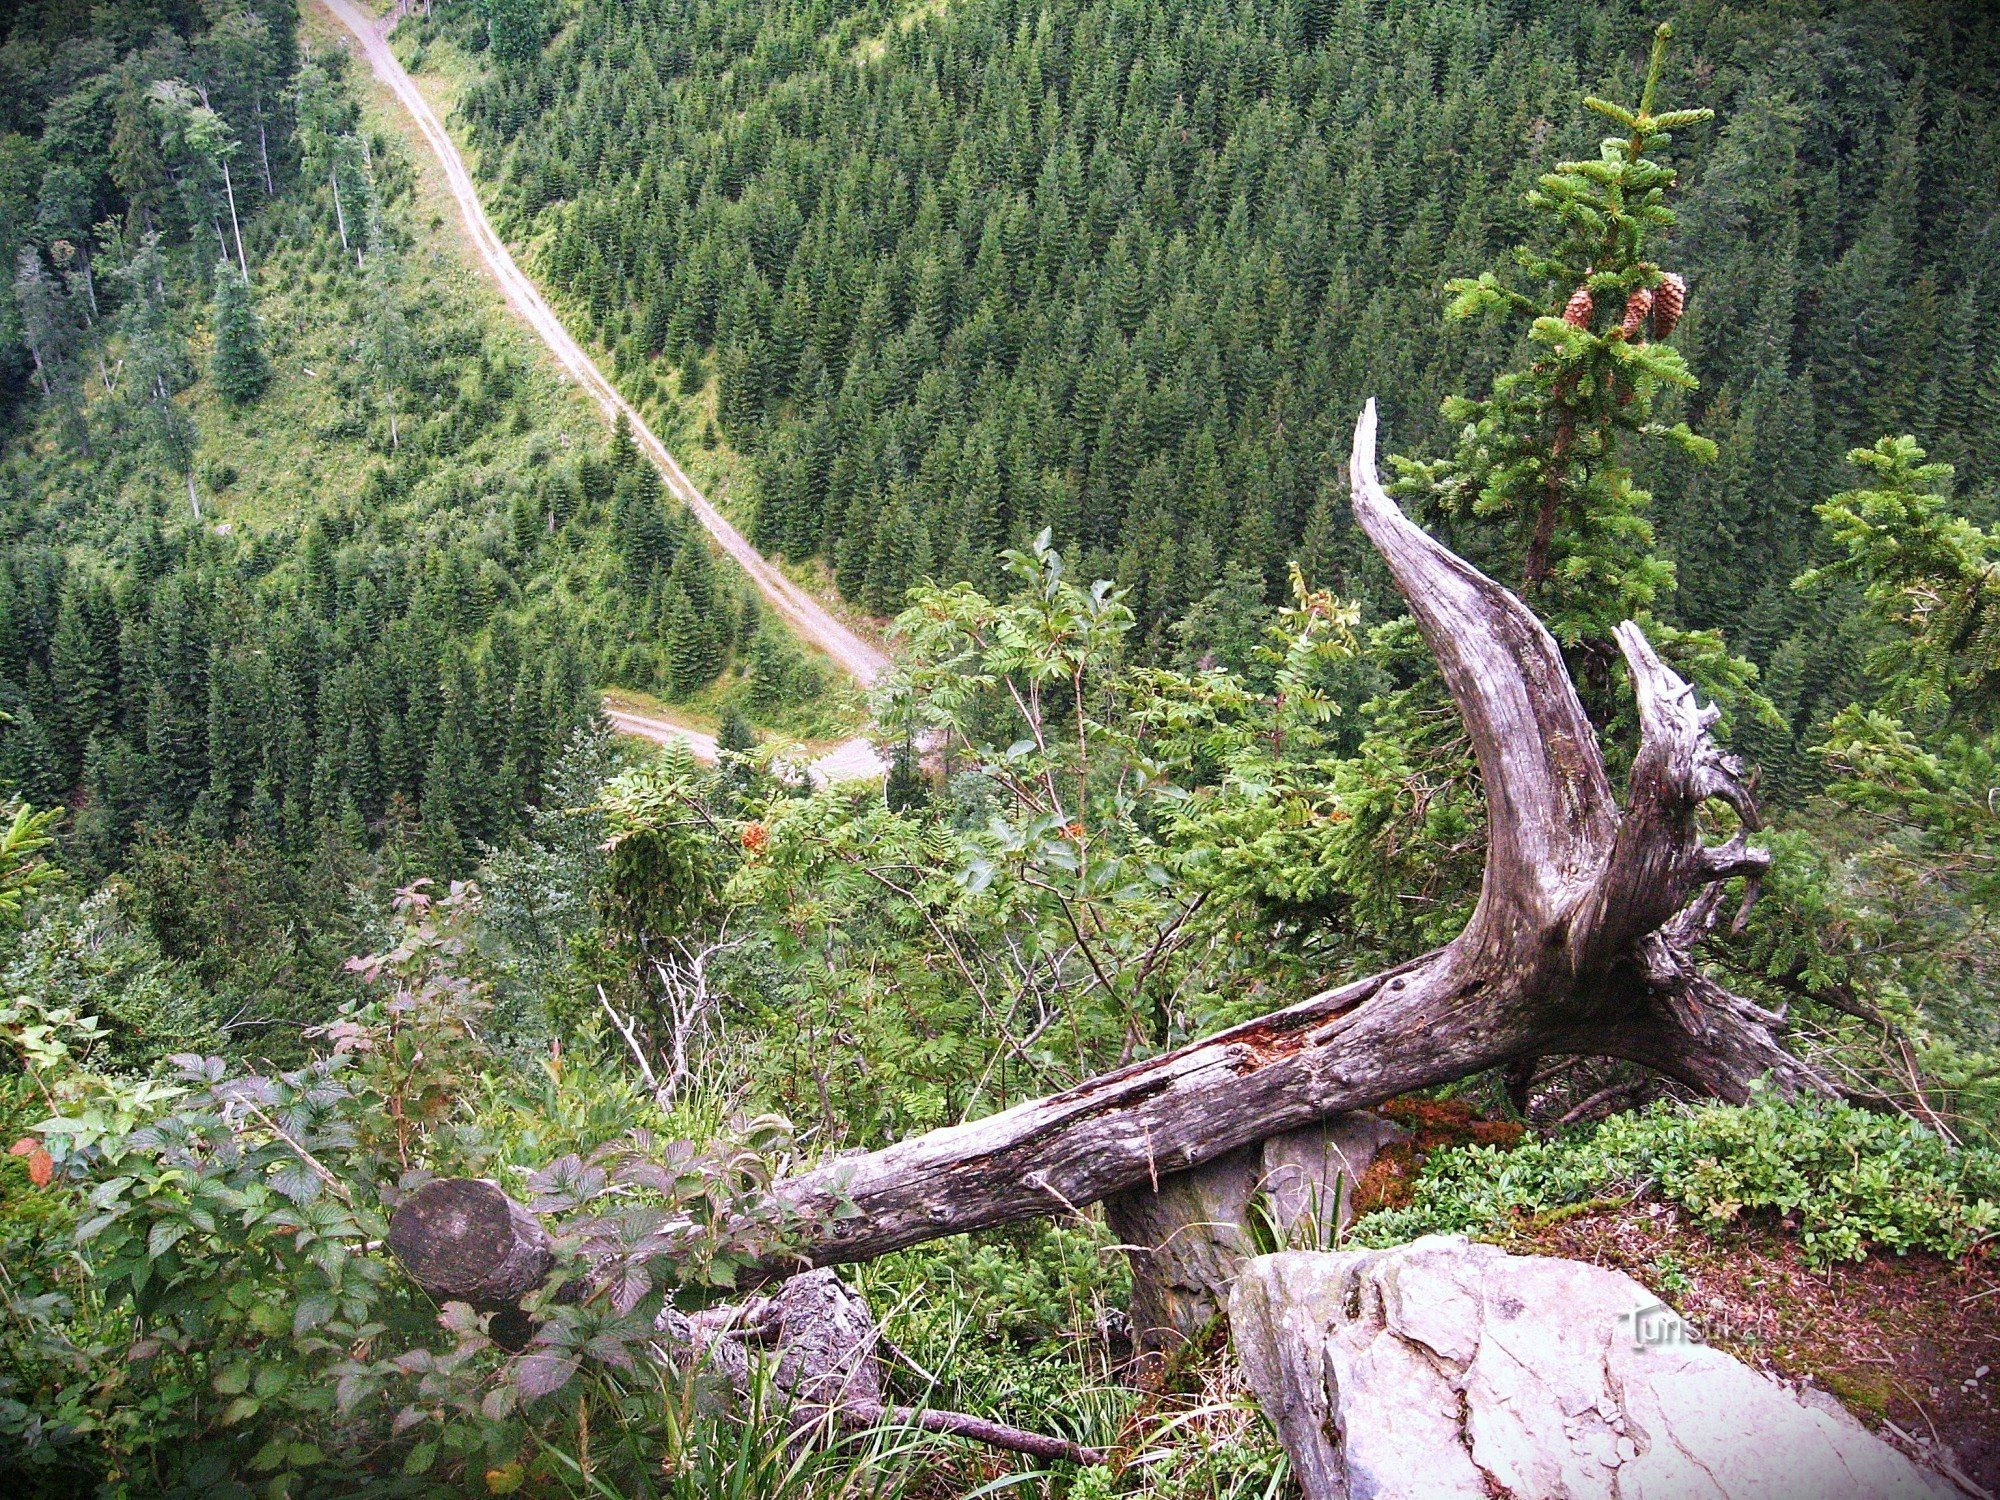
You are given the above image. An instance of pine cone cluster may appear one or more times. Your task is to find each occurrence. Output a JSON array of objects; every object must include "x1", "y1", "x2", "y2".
[{"x1": 1560, "y1": 273, "x2": 1685, "y2": 339}]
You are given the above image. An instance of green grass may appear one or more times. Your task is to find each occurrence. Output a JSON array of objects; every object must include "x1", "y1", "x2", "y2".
[
  {"x1": 165, "y1": 5, "x2": 606, "y2": 538},
  {"x1": 603, "y1": 686, "x2": 723, "y2": 733},
  {"x1": 185, "y1": 256, "x2": 591, "y2": 537},
  {"x1": 383, "y1": 8, "x2": 759, "y2": 538}
]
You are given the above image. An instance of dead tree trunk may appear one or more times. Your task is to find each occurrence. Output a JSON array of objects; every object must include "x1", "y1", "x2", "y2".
[
  {"x1": 408, "y1": 400, "x2": 1833, "y2": 1308},
  {"x1": 387, "y1": 1177, "x2": 553, "y2": 1347},
  {"x1": 387, "y1": 1185, "x2": 1104, "y2": 1464},
  {"x1": 750, "y1": 400, "x2": 1830, "y2": 1274},
  {"x1": 1105, "y1": 1112, "x2": 1409, "y2": 1366}
]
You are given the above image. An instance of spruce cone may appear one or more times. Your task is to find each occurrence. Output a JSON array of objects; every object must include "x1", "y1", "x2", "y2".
[
  {"x1": 1652, "y1": 272, "x2": 1687, "y2": 338},
  {"x1": 1563, "y1": 285, "x2": 1594, "y2": 328},
  {"x1": 1620, "y1": 287, "x2": 1654, "y2": 339}
]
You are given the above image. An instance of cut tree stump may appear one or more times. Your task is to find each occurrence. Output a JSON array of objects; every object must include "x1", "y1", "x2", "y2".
[{"x1": 387, "y1": 1177, "x2": 553, "y2": 1346}]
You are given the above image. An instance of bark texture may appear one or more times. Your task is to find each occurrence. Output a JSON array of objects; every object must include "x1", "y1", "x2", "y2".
[
  {"x1": 752, "y1": 400, "x2": 1831, "y2": 1274},
  {"x1": 1106, "y1": 1112, "x2": 1409, "y2": 1364},
  {"x1": 387, "y1": 1177, "x2": 554, "y2": 1310},
  {"x1": 387, "y1": 1177, "x2": 555, "y2": 1349}
]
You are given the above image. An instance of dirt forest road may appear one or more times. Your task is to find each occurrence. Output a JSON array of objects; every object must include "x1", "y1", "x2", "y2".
[
  {"x1": 316, "y1": 0, "x2": 892, "y2": 778},
  {"x1": 602, "y1": 702, "x2": 887, "y2": 789}
]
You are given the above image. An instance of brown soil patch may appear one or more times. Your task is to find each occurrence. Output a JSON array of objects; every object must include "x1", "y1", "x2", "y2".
[
  {"x1": 1350, "y1": 1095, "x2": 1525, "y2": 1216},
  {"x1": 1508, "y1": 1202, "x2": 2000, "y2": 1493}
]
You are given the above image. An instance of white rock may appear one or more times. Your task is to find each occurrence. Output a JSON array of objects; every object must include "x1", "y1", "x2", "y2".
[{"x1": 1229, "y1": 1235, "x2": 1962, "y2": 1500}]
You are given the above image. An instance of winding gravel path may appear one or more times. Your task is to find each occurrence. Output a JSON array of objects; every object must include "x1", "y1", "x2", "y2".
[
  {"x1": 317, "y1": 0, "x2": 890, "y2": 780},
  {"x1": 603, "y1": 704, "x2": 888, "y2": 789}
]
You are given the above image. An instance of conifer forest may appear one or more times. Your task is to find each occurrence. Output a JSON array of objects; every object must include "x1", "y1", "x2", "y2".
[{"x1": 2, "y1": 1, "x2": 2000, "y2": 1496}]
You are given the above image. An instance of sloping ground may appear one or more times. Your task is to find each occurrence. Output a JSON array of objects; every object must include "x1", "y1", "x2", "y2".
[
  {"x1": 1339, "y1": 1097, "x2": 1997, "y2": 1492},
  {"x1": 316, "y1": 0, "x2": 891, "y2": 785},
  {"x1": 316, "y1": 0, "x2": 886, "y2": 686}
]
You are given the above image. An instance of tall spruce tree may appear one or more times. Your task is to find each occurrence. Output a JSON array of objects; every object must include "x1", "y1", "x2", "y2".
[{"x1": 115, "y1": 234, "x2": 200, "y2": 515}]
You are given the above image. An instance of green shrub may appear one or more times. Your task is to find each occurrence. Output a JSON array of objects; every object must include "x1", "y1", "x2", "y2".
[
  {"x1": 1353, "y1": 1095, "x2": 2000, "y2": 1267},
  {"x1": 0, "y1": 886, "x2": 804, "y2": 1495}
]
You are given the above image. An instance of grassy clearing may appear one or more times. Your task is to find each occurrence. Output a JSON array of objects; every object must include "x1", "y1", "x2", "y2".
[
  {"x1": 329, "y1": 4, "x2": 852, "y2": 740},
  {"x1": 381, "y1": 12, "x2": 767, "y2": 562},
  {"x1": 176, "y1": 6, "x2": 602, "y2": 541},
  {"x1": 846, "y1": 0, "x2": 955, "y2": 65}
]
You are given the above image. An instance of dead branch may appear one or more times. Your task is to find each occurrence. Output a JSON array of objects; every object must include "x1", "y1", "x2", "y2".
[{"x1": 410, "y1": 401, "x2": 1838, "y2": 1312}]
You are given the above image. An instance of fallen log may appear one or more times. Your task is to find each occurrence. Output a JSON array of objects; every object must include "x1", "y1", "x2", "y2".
[
  {"x1": 385, "y1": 1177, "x2": 553, "y2": 1308},
  {"x1": 398, "y1": 400, "x2": 1835, "y2": 1330},
  {"x1": 750, "y1": 401, "x2": 1829, "y2": 1275},
  {"x1": 385, "y1": 1176, "x2": 552, "y2": 1348},
  {"x1": 387, "y1": 1182, "x2": 1103, "y2": 1465}
]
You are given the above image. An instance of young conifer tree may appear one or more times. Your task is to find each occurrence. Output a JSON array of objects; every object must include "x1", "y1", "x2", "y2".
[
  {"x1": 209, "y1": 263, "x2": 268, "y2": 404},
  {"x1": 1338, "y1": 26, "x2": 1759, "y2": 957},
  {"x1": 118, "y1": 234, "x2": 201, "y2": 515},
  {"x1": 1394, "y1": 24, "x2": 1716, "y2": 656}
]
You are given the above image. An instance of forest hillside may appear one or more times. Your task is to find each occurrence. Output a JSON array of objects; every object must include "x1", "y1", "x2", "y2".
[{"x1": 0, "y1": 1, "x2": 1997, "y2": 1497}]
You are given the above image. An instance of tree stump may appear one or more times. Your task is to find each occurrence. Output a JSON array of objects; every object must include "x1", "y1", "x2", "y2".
[
  {"x1": 387, "y1": 1178, "x2": 554, "y2": 1347},
  {"x1": 1107, "y1": 1112, "x2": 1409, "y2": 1365},
  {"x1": 390, "y1": 405, "x2": 1839, "y2": 1352}
]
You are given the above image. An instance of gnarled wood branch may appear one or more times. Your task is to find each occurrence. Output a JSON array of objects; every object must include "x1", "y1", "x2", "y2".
[
  {"x1": 1347, "y1": 398, "x2": 1617, "y2": 931},
  {"x1": 745, "y1": 400, "x2": 1834, "y2": 1274},
  {"x1": 408, "y1": 402, "x2": 1836, "y2": 1302},
  {"x1": 386, "y1": 1193, "x2": 1104, "y2": 1466}
]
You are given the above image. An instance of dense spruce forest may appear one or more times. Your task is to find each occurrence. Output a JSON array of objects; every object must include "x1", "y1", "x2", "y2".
[
  {"x1": 0, "y1": 0, "x2": 826, "y2": 1046},
  {"x1": 0, "y1": 0, "x2": 1996, "y2": 1497},
  {"x1": 452, "y1": 1, "x2": 1999, "y2": 704}
]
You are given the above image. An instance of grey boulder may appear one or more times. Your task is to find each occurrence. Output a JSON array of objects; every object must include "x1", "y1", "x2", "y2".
[{"x1": 1229, "y1": 1234, "x2": 1961, "y2": 1499}]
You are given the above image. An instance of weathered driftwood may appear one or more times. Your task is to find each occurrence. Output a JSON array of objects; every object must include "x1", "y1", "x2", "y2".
[
  {"x1": 1106, "y1": 1112, "x2": 1409, "y2": 1364},
  {"x1": 747, "y1": 400, "x2": 1830, "y2": 1274}
]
